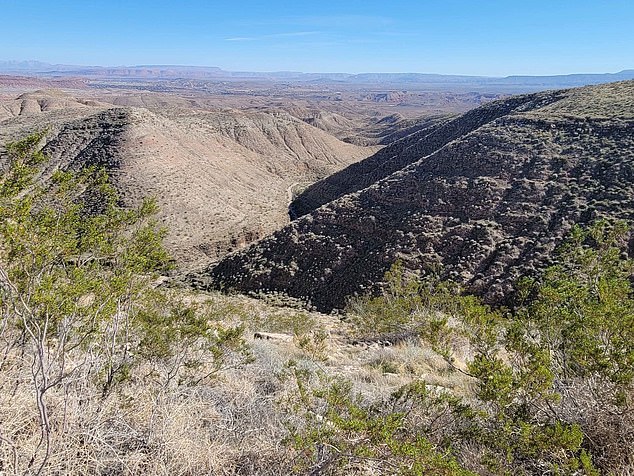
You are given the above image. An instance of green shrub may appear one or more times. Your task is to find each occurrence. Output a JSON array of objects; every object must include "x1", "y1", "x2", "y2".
[
  {"x1": 281, "y1": 363, "x2": 474, "y2": 475},
  {"x1": 331, "y1": 221, "x2": 634, "y2": 474},
  {"x1": 0, "y1": 133, "x2": 251, "y2": 473},
  {"x1": 346, "y1": 261, "x2": 457, "y2": 354}
]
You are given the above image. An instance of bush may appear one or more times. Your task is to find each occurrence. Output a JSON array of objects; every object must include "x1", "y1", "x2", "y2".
[
  {"x1": 280, "y1": 362, "x2": 474, "y2": 475},
  {"x1": 334, "y1": 221, "x2": 634, "y2": 475},
  {"x1": 346, "y1": 261, "x2": 458, "y2": 353},
  {"x1": 0, "y1": 133, "x2": 251, "y2": 474}
]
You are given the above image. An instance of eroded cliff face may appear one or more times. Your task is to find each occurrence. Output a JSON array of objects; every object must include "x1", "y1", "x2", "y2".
[{"x1": 197, "y1": 81, "x2": 634, "y2": 312}]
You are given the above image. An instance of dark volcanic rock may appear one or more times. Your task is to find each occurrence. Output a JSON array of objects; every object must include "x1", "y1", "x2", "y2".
[
  {"x1": 289, "y1": 90, "x2": 567, "y2": 217},
  {"x1": 195, "y1": 81, "x2": 634, "y2": 312},
  {"x1": 41, "y1": 108, "x2": 130, "y2": 171}
]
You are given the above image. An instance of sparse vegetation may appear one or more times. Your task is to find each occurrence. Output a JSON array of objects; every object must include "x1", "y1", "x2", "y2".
[
  {"x1": 280, "y1": 366, "x2": 475, "y2": 476},
  {"x1": 204, "y1": 81, "x2": 634, "y2": 313},
  {"x1": 331, "y1": 220, "x2": 634, "y2": 475},
  {"x1": 1, "y1": 131, "x2": 632, "y2": 475}
]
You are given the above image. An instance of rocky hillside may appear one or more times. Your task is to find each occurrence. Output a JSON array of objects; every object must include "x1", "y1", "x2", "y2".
[
  {"x1": 0, "y1": 91, "x2": 378, "y2": 266},
  {"x1": 198, "y1": 81, "x2": 634, "y2": 312},
  {"x1": 289, "y1": 90, "x2": 568, "y2": 217}
]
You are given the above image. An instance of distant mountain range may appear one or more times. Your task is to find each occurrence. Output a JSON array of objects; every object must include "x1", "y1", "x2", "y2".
[{"x1": 1, "y1": 60, "x2": 633, "y2": 89}]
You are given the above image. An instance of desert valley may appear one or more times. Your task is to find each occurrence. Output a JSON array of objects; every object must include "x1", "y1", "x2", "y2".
[{"x1": 1, "y1": 13, "x2": 634, "y2": 475}]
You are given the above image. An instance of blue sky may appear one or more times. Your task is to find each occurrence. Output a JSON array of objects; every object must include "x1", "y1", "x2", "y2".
[{"x1": 1, "y1": 0, "x2": 633, "y2": 75}]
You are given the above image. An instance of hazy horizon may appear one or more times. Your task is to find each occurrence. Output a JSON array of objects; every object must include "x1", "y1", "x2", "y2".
[
  {"x1": 2, "y1": 59, "x2": 634, "y2": 78},
  {"x1": 2, "y1": 0, "x2": 633, "y2": 76}
]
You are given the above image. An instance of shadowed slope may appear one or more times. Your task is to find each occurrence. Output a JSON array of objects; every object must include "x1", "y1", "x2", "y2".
[
  {"x1": 289, "y1": 90, "x2": 568, "y2": 217},
  {"x1": 198, "y1": 81, "x2": 634, "y2": 311}
]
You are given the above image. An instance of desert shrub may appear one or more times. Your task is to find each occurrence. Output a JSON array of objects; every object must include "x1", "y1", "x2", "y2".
[
  {"x1": 346, "y1": 261, "x2": 458, "y2": 351},
  {"x1": 336, "y1": 221, "x2": 634, "y2": 475},
  {"x1": 254, "y1": 309, "x2": 318, "y2": 337},
  {"x1": 280, "y1": 362, "x2": 474, "y2": 476},
  {"x1": 0, "y1": 133, "x2": 251, "y2": 474},
  {"x1": 511, "y1": 220, "x2": 634, "y2": 473}
]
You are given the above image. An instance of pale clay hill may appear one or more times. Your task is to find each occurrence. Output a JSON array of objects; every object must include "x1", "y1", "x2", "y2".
[
  {"x1": 0, "y1": 89, "x2": 105, "y2": 121},
  {"x1": 0, "y1": 90, "x2": 379, "y2": 265},
  {"x1": 197, "y1": 80, "x2": 634, "y2": 312}
]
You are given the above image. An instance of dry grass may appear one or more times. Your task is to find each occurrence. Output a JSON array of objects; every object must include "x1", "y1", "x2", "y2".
[
  {"x1": 0, "y1": 333, "x2": 293, "y2": 475},
  {"x1": 0, "y1": 290, "x2": 470, "y2": 475},
  {"x1": 4, "y1": 290, "x2": 630, "y2": 475}
]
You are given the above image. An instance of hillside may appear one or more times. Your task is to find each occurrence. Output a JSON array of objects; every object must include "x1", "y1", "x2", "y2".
[
  {"x1": 289, "y1": 90, "x2": 568, "y2": 217},
  {"x1": 2, "y1": 101, "x2": 633, "y2": 476},
  {"x1": 0, "y1": 91, "x2": 378, "y2": 266},
  {"x1": 198, "y1": 80, "x2": 634, "y2": 311}
]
